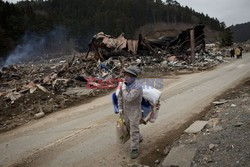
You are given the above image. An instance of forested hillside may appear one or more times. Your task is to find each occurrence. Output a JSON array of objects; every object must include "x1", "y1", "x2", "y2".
[
  {"x1": 0, "y1": 0, "x2": 225, "y2": 59},
  {"x1": 230, "y1": 22, "x2": 250, "y2": 42}
]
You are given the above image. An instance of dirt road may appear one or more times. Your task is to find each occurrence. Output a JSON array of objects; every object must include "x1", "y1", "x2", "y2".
[{"x1": 1, "y1": 54, "x2": 250, "y2": 167}]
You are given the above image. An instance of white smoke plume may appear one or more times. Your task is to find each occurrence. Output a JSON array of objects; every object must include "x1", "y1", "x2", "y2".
[{"x1": 0, "y1": 27, "x2": 70, "y2": 67}]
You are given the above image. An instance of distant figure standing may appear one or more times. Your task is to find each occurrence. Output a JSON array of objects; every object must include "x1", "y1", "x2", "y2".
[
  {"x1": 235, "y1": 47, "x2": 241, "y2": 59},
  {"x1": 230, "y1": 48, "x2": 235, "y2": 58},
  {"x1": 239, "y1": 46, "x2": 243, "y2": 59}
]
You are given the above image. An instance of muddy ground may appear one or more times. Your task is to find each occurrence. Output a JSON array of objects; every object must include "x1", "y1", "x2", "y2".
[{"x1": 155, "y1": 79, "x2": 250, "y2": 167}]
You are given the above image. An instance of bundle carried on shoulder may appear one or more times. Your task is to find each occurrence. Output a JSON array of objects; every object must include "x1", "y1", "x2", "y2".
[
  {"x1": 141, "y1": 86, "x2": 161, "y2": 123},
  {"x1": 114, "y1": 82, "x2": 162, "y2": 123}
]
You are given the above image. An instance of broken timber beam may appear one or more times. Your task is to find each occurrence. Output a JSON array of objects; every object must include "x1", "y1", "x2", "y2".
[{"x1": 190, "y1": 28, "x2": 195, "y2": 64}]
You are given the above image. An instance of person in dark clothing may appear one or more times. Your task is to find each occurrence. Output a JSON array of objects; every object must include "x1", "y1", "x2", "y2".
[
  {"x1": 239, "y1": 46, "x2": 243, "y2": 59},
  {"x1": 230, "y1": 48, "x2": 235, "y2": 58}
]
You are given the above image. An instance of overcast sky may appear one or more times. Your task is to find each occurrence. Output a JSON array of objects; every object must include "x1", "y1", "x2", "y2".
[
  {"x1": 5, "y1": 0, "x2": 250, "y2": 26},
  {"x1": 178, "y1": 0, "x2": 250, "y2": 26}
]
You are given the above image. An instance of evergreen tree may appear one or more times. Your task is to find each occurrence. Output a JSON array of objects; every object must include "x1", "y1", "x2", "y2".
[
  {"x1": 220, "y1": 28, "x2": 233, "y2": 47},
  {"x1": 230, "y1": 22, "x2": 250, "y2": 42}
]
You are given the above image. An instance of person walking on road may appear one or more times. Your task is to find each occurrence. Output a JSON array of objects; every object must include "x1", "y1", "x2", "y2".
[
  {"x1": 118, "y1": 66, "x2": 143, "y2": 159},
  {"x1": 239, "y1": 46, "x2": 243, "y2": 59},
  {"x1": 235, "y1": 46, "x2": 241, "y2": 59},
  {"x1": 230, "y1": 48, "x2": 235, "y2": 58}
]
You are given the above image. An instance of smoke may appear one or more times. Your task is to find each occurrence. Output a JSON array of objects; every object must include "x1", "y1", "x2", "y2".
[
  {"x1": 0, "y1": 27, "x2": 71, "y2": 68},
  {"x1": 1, "y1": 35, "x2": 45, "y2": 67}
]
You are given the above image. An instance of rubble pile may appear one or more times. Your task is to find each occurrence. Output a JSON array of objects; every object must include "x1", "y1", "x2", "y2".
[
  {"x1": 86, "y1": 23, "x2": 227, "y2": 73},
  {"x1": 87, "y1": 24, "x2": 206, "y2": 60},
  {"x1": 0, "y1": 25, "x2": 228, "y2": 132},
  {"x1": 0, "y1": 54, "x2": 121, "y2": 131}
]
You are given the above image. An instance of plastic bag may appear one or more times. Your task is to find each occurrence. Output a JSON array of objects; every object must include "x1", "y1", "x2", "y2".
[
  {"x1": 116, "y1": 83, "x2": 162, "y2": 105},
  {"x1": 142, "y1": 86, "x2": 161, "y2": 105},
  {"x1": 116, "y1": 114, "x2": 130, "y2": 144},
  {"x1": 149, "y1": 110, "x2": 159, "y2": 123}
]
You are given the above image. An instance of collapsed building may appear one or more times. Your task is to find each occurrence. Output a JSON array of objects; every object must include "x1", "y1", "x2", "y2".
[{"x1": 86, "y1": 24, "x2": 206, "y2": 62}]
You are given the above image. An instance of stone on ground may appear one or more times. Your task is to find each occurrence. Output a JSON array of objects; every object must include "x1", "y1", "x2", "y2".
[
  {"x1": 162, "y1": 145, "x2": 197, "y2": 167},
  {"x1": 206, "y1": 118, "x2": 220, "y2": 129},
  {"x1": 184, "y1": 120, "x2": 208, "y2": 134}
]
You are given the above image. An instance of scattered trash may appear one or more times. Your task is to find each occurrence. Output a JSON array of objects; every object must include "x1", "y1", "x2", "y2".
[
  {"x1": 206, "y1": 118, "x2": 221, "y2": 129},
  {"x1": 36, "y1": 84, "x2": 49, "y2": 93},
  {"x1": 212, "y1": 100, "x2": 228, "y2": 105},
  {"x1": 154, "y1": 159, "x2": 160, "y2": 164},
  {"x1": 34, "y1": 112, "x2": 45, "y2": 119},
  {"x1": 234, "y1": 122, "x2": 243, "y2": 127},
  {"x1": 209, "y1": 144, "x2": 219, "y2": 150}
]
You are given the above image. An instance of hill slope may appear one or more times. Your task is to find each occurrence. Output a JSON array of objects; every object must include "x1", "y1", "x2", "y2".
[
  {"x1": 230, "y1": 22, "x2": 250, "y2": 42},
  {"x1": 0, "y1": 0, "x2": 224, "y2": 59}
]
